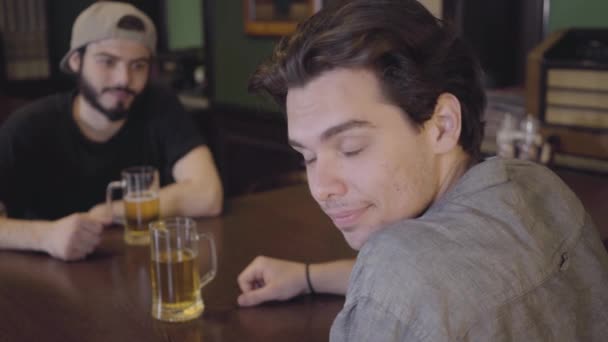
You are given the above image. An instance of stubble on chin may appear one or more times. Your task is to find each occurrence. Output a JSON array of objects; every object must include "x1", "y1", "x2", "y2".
[{"x1": 77, "y1": 73, "x2": 135, "y2": 122}]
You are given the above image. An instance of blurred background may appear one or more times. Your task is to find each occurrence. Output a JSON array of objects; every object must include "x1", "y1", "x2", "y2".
[{"x1": 0, "y1": 0, "x2": 607, "y2": 197}]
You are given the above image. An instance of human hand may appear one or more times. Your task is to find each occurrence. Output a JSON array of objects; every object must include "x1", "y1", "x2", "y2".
[
  {"x1": 44, "y1": 213, "x2": 104, "y2": 261},
  {"x1": 87, "y1": 203, "x2": 114, "y2": 225},
  {"x1": 237, "y1": 256, "x2": 308, "y2": 307}
]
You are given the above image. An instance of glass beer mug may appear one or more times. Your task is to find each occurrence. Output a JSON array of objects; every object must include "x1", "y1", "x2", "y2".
[
  {"x1": 106, "y1": 166, "x2": 160, "y2": 245},
  {"x1": 149, "y1": 217, "x2": 217, "y2": 322}
]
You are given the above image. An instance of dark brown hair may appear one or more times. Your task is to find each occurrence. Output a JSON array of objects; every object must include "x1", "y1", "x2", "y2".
[{"x1": 249, "y1": 0, "x2": 486, "y2": 159}]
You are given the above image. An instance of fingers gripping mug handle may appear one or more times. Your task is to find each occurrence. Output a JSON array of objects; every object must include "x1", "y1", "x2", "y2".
[
  {"x1": 196, "y1": 233, "x2": 217, "y2": 289},
  {"x1": 106, "y1": 180, "x2": 126, "y2": 222}
]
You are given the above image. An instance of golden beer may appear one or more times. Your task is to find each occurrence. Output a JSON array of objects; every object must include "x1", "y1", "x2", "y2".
[
  {"x1": 150, "y1": 249, "x2": 204, "y2": 321},
  {"x1": 124, "y1": 193, "x2": 159, "y2": 245}
]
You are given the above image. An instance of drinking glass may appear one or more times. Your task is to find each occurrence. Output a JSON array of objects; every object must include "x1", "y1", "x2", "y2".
[
  {"x1": 106, "y1": 166, "x2": 160, "y2": 245},
  {"x1": 149, "y1": 217, "x2": 217, "y2": 322}
]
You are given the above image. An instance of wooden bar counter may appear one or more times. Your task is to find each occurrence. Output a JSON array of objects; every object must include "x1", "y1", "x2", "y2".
[{"x1": 0, "y1": 167, "x2": 605, "y2": 341}]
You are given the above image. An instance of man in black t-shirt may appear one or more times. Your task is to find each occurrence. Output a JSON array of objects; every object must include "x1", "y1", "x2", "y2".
[{"x1": 0, "y1": 2, "x2": 223, "y2": 261}]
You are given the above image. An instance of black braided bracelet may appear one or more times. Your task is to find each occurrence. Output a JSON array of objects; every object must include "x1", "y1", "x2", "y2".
[{"x1": 305, "y1": 263, "x2": 316, "y2": 295}]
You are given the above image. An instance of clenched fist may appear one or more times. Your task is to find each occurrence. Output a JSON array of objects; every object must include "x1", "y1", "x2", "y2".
[
  {"x1": 44, "y1": 213, "x2": 104, "y2": 261},
  {"x1": 237, "y1": 256, "x2": 308, "y2": 307}
]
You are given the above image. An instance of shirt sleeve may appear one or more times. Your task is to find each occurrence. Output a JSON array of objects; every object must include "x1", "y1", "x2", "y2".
[{"x1": 330, "y1": 296, "x2": 426, "y2": 342}]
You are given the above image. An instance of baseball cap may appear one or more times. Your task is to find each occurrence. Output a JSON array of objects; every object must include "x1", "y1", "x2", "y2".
[{"x1": 60, "y1": 1, "x2": 157, "y2": 74}]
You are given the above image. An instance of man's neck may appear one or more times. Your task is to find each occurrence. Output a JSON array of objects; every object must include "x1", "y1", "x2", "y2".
[
  {"x1": 72, "y1": 94, "x2": 126, "y2": 143},
  {"x1": 433, "y1": 149, "x2": 474, "y2": 202}
]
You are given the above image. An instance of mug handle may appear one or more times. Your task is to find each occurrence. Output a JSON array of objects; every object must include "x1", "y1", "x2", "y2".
[
  {"x1": 195, "y1": 232, "x2": 218, "y2": 288},
  {"x1": 106, "y1": 180, "x2": 126, "y2": 223}
]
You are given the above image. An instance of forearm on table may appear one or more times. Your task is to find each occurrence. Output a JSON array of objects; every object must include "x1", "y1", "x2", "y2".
[
  {"x1": 309, "y1": 259, "x2": 355, "y2": 295},
  {"x1": 0, "y1": 217, "x2": 51, "y2": 252},
  {"x1": 159, "y1": 179, "x2": 223, "y2": 218},
  {"x1": 106, "y1": 179, "x2": 223, "y2": 220}
]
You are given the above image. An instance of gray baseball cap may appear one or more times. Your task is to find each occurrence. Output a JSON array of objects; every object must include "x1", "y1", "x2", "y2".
[{"x1": 60, "y1": 1, "x2": 157, "y2": 74}]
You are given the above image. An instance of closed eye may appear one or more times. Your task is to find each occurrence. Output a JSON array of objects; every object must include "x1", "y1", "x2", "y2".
[
  {"x1": 291, "y1": 146, "x2": 316, "y2": 166},
  {"x1": 343, "y1": 148, "x2": 363, "y2": 157},
  {"x1": 303, "y1": 156, "x2": 317, "y2": 165}
]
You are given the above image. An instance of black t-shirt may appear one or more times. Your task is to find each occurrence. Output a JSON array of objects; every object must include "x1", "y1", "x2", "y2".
[{"x1": 0, "y1": 83, "x2": 205, "y2": 220}]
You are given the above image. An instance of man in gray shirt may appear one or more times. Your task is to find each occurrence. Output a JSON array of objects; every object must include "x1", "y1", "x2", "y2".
[{"x1": 237, "y1": 0, "x2": 608, "y2": 340}]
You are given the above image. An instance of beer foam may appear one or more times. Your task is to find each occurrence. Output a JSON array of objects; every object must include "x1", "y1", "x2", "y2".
[{"x1": 124, "y1": 192, "x2": 159, "y2": 202}]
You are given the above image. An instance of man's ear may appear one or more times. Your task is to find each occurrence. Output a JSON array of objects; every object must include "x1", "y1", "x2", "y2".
[
  {"x1": 426, "y1": 93, "x2": 462, "y2": 154},
  {"x1": 68, "y1": 51, "x2": 82, "y2": 73}
]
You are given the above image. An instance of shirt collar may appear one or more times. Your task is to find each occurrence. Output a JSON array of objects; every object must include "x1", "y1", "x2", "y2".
[{"x1": 428, "y1": 157, "x2": 510, "y2": 213}]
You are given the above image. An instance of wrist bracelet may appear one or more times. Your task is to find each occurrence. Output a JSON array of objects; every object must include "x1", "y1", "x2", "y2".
[{"x1": 305, "y1": 263, "x2": 316, "y2": 295}]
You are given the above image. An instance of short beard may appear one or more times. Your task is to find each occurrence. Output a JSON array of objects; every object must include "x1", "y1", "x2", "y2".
[{"x1": 76, "y1": 70, "x2": 138, "y2": 122}]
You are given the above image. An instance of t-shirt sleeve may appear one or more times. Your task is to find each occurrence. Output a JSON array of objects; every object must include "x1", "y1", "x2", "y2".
[
  {"x1": 330, "y1": 297, "x2": 424, "y2": 342},
  {"x1": 150, "y1": 86, "x2": 207, "y2": 170}
]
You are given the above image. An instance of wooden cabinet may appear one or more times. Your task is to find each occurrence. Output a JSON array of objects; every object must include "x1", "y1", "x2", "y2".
[{"x1": 194, "y1": 105, "x2": 304, "y2": 197}]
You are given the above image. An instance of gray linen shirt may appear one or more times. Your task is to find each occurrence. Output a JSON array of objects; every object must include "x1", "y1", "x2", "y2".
[{"x1": 331, "y1": 158, "x2": 608, "y2": 341}]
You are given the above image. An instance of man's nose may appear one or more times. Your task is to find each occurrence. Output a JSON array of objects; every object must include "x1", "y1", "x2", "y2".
[
  {"x1": 112, "y1": 63, "x2": 131, "y2": 87},
  {"x1": 308, "y1": 156, "x2": 347, "y2": 202}
]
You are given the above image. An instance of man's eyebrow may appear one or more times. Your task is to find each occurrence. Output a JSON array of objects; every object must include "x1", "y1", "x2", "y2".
[
  {"x1": 93, "y1": 52, "x2": 119, "y2": 58},
  {"x1": 92, "y1": 52, "x2": 150, "y2": 63},
  {"x1": 289, "y1": 120, "x2": 374, "y2": 148}
]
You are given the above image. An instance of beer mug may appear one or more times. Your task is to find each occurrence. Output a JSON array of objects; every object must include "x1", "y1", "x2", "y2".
[
  {"x1": 106, "y1": 166, "x2": 160, "y2": 245},
  {"x1": 149, "y1": 217, "x2": 217, "y2": 322}
]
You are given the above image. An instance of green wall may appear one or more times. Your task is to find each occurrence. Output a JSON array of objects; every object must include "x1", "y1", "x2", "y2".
[
  {"x1": 53, "y1": 1, "x2": 608, "y2": 109},
  {"x1": 211, "y1": 1, "x2": 279, "y2": 110},
  {"x1": 549, "y1": 0, "x2": 608, "y2": 32},
  {"x1": 167, "y1": 0, "x2": 203, "y2": 50},
  {"x1": 208, "y1": 0, "x2": 608, "y2": 109}
]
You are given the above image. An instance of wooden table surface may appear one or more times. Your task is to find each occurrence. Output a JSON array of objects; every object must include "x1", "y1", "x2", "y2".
[
  {"x1": 0, "y1": 168, "x2": 604, "y2": 342},
  {"x1": 0, "y1": 185, "x2": 355, "y2": 342}
]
